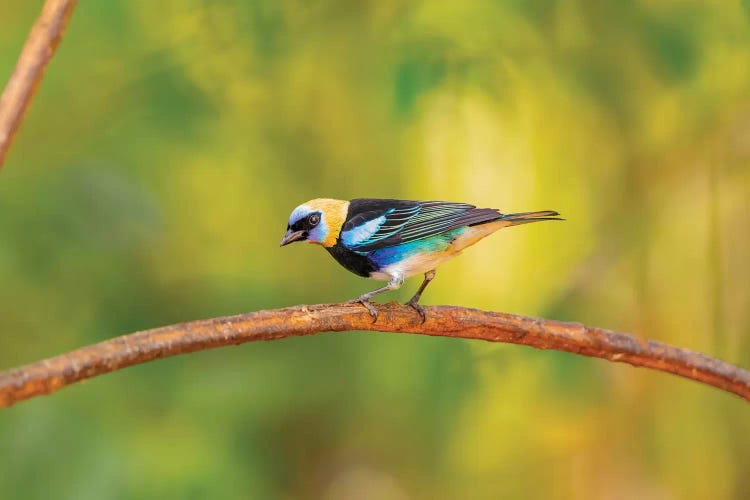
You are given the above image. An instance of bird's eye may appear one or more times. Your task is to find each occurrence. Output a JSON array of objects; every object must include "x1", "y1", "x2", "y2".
[{"x1": 308, "y1": 213, "x2": 321, "y2": 227}]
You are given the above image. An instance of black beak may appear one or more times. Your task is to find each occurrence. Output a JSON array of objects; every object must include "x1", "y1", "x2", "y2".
[{"x1": 280, "y1": 229, "x2": 306, "y2": 246}]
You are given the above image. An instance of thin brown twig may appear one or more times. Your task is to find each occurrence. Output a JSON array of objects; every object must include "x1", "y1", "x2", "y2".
[
  {"x1": 1, "y1": 302, "x2": 748, "y2": 409},
  {"x1": 0, "y1": 0, "x2": 77, "y2": 168}
]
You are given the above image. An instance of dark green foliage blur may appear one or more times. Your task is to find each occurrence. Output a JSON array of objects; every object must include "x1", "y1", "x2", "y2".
[{"x1": 2, "y1": 1, "x2": 749, "y2": 499}]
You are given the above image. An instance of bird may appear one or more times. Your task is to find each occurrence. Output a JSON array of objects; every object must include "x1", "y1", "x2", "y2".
[{"x1": 280, "y1": 198, "x2": 562, "y2": 322}]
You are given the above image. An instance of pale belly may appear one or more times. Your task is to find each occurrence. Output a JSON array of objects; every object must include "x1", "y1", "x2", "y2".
[
  {"x1": 370, "y1": 251, "x2": 459, "y2": 280},
  {"x1": 368, "y1": 220, "x2": 510, "y2": 281}
]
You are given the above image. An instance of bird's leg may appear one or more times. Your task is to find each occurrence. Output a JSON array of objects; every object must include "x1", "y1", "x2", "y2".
[
  {"x1": 348, "y1": 274, "x2": 404, "y2": 323},
  {"x1": 406, "y1": 270, "x2": 436, "y2": 323}
]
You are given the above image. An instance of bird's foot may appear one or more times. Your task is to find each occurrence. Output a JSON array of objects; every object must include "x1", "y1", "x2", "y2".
[
  {"x1": 406, "y1": 299, "x2": 427, "y2": 324},
  {"x1": 348, "y1": 298, "x2": 378, "y2": 323}
]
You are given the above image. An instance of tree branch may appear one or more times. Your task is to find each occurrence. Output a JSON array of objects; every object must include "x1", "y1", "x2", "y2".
[
  {"x1": 0, "y1": 0, "x2": 77, "y2": 168},
  {"x1": 1, "y1": 303, "x2": 748, "y2": 408}
]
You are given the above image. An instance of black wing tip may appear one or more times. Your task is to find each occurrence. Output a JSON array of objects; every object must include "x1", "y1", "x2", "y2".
[
  {"x1": 498, "y1": 210, "x2": 565, "y2": 226},
  {"x1": 501, "y1": 210, "x2": 562, "y2": 218}
]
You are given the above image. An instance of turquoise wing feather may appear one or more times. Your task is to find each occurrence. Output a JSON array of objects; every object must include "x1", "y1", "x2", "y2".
[{"x1": 341, "y1": 199, "x2": 503, "y2": 252}]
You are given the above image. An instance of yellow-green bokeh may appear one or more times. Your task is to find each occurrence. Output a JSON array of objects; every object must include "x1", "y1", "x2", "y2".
[{"x1": 1, "y1": 1, "x2": 749, "y2": 499}]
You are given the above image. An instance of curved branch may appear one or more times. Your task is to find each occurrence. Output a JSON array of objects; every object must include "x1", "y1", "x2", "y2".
[
  {"x1": 0, "y1": 0, "x2": 77, "y2": 168},
  {"x1": 1, "y1": 303, "x2": 749, "y2": 408}
]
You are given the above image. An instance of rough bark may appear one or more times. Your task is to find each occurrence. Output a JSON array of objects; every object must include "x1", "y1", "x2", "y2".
[
  {"x1": 1, "y1": 303, "x2": 748, "y2": 408},
  {"x1": 0, "y1": 0, "x2": 77, "y2": 168}
]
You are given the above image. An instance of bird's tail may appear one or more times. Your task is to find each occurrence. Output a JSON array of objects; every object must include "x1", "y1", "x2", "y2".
[{"x1": 499, "y1": 210, "x2": 563, "y2": 226}]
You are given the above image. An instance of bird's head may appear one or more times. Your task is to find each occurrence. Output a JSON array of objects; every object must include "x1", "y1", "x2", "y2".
[{"x1": 280, "y1": 198, "x2": 349, "y2": 248}]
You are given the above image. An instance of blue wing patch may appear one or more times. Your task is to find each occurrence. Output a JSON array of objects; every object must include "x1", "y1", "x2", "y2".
[
  {"x1": 341, "y1": 199, "x2": 502, "y2": 253},
  {"x1": 340, "y1": 214, "x2": 389, "y2": 247},
  {"x1": 353, "y1": 205, "x2": 420, "y2": 245}
]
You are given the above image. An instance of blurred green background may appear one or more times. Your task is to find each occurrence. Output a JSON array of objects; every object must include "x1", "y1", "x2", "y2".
[{"x1": 1, "y1": 1, "x2": 749, "y2": 498}]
